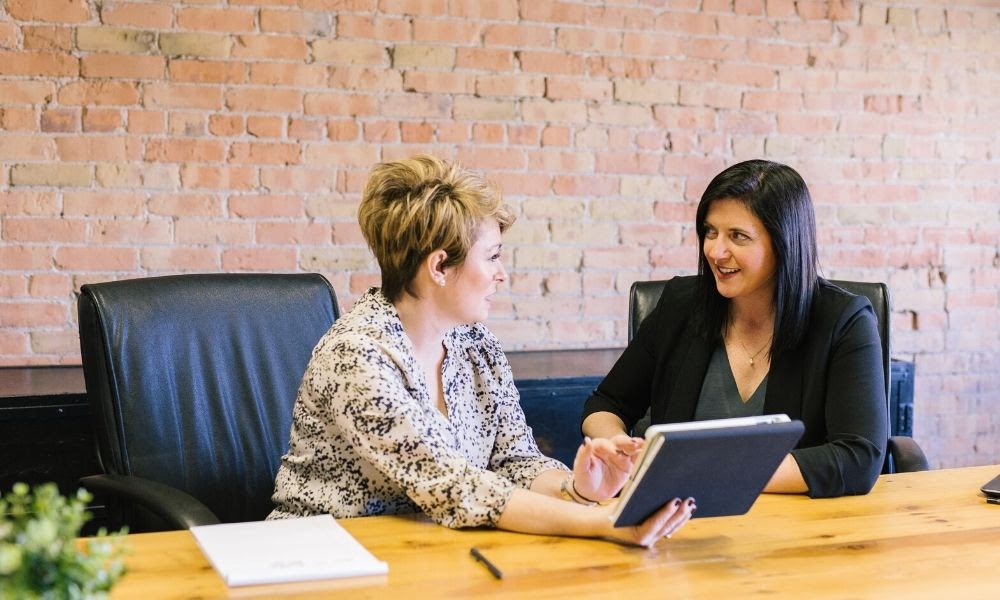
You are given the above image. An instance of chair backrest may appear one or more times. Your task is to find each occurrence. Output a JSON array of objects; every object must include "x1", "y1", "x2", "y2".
[
  {"x1": 78, "y1": 273, "x2": 339, "y2": 526},
  {"x1": 628, "y1": 279, "x2": 890, "y2": 402}
]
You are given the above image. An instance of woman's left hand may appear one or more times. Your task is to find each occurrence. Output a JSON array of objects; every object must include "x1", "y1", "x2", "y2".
[{"x1": 571, "y1": 435, "x2": 645, "y2": 503}]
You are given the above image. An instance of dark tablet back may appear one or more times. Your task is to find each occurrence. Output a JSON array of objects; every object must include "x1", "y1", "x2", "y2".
[{"x1": 613, "y1": 419, "x2": 805, "y2": 527}]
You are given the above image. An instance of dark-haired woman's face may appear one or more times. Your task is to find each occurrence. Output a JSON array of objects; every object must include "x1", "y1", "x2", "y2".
[{"x1": 702, "y1": 199, "x2": 777, "y2": 305}]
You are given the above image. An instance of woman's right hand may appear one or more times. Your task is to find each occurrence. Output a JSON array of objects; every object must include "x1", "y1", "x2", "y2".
[{"x1": 597, "y1": 497, "x2": 696, "y2": 547}]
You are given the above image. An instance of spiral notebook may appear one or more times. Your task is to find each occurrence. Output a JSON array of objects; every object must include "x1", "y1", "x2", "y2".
[
  {"x1": 190, "y1": 514, "x2": 388, "y2": 587},
  {"x1": 612, "y1": 414, "x2": 805, "y2": 527}
]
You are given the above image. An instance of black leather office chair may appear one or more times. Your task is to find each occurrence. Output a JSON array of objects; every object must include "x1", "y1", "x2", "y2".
[
  {"x1": 628, "y1": 278, "x2": 929, "y2": 474},
  {"x1": 77, "y1": 273, "x2": 339, "y2": 532}
]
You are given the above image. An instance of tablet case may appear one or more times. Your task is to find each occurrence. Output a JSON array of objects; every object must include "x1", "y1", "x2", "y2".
[{"x1": 613, "y1": 419, "x2": 805, "y2": 527}]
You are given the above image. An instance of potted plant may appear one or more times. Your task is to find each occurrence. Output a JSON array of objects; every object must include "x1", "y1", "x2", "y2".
[{"x1": 0, "y1": 482, "x2": 127, "y2": 599}]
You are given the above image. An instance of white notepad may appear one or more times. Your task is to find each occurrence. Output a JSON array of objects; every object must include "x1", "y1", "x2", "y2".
[{"x1": 190, "y1": 515, "x2": 389, "y2": 587}]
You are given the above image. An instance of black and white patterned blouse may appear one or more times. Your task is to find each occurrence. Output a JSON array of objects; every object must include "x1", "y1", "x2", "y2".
[{"x1": 269, "y1": 288, "x2": 567, "y2": 528}]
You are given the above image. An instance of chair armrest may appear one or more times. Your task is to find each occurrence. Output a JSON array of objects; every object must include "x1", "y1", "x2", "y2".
[
  {"x1": 888, "y1": 436, "x2": 929, "y2": 473},
  {"x1": 80, "y1": 473, "x2": 221, "y2": 530}
]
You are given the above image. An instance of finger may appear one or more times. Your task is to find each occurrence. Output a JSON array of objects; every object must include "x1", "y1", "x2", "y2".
[{"x1": 643, "y1": 497, "x2": 695, "y2": 546}]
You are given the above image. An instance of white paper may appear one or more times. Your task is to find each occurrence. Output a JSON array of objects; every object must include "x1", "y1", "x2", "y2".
[{"x1": 190, "y1": 515, "x2": 388, "y2": 587}]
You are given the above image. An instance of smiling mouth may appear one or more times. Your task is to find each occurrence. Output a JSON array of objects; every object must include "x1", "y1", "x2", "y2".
[{"x1": 717, "y1": 266, "x2": 739, "y2": 275}]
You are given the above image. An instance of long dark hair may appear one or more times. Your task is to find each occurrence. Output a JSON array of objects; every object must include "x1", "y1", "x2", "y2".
[{"x1": 694, "y1": 159, "x2": 818, "y2": 358}]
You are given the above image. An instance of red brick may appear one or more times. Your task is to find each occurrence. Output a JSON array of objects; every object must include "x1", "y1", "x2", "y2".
[
  {"x1": 0, "y1": 22, "x2": 17, "y2": 49},
  {"x1": 4, "y1": 218, "x2": 87, "y2": 243},
  {"x1": 304, "y1": 92, "x2": 379, "y2": 117},
  {"x1": 260, "y1": 9, "x2": 332, "y2": 35},
  {"x1": 0, "y1": 135, "x2": 57, "y2": 161},
  {"x1": 177, "y1": 7, "x2": 255, "y2": 32},
  {"x1": 289, "y1": 118, "x2": 326, "y2": 140},
  {"x1": 232, "y1": 35, "x2": 309, "y2": 60},
  {"x1": 0, "y1": 51, "x2": 78, "y2": 76},
  {"x1": 140, "y1": 247, "x2": 221, "y2": 272},
  {"x1": 303, "y1": 143, "x2": 378, "y2": 167},
  {"x1": 126, "y1": 110, "x2": 164, "y2": 134},
  {"x1": 209, "y1": 114, "x2": 245, "y2": 137},
  {"x1": 11, "y1": 164, "x2": 92, "y2": 187},
  {"x1": 58, "y1": 81, "x2": 139, "y2": 106},
  {"x1": 56, "y1": 136, "x2": 133, "y2": 161},
  {"x1": 222, "y1": 248, "x2": 298, "y2": 271},
  {"x1": 146, "y1": 139, "x2": 225, "y2": 163},
  {"x1": 403, "y1": 71, "x2": 474, "y2": 94},
  {"x1": 328, "y1": 66, "x2": 403, "y2": 92},
  {"x1": 229, "y1": 194, "x2": 304, "y2": 218},
  {"x1": 0, "y1": 107, "x2": 36, "y2": 131},
  {"x1": 556, "y1": 28, "x2": 621, "y2": 54},
  {"x1": 144, "y1": 83, "x2": 223, "y2": 109},
  {"x1": 82, "y1": 108, "x2": 123, "y2": 132},
  {"x1": 0, "y1": 191, "x2": 59, "y2": 216},
  {"x1": 256, "y1": 222, "x2": 331, "y2": 245},
  {"x1": 456, "y1": 48, "x2": 515, "y2": 71},
  {"x1": 472, "y1": 123, "x2": 504, "y2": 144},
  {"x1": 148, "y1": 193, "x2": 222, "y2": 217},
  {"x1": 379, "y1": 94, "x2": 451, "y2": 119},
  {"x1": 40, "y1": 109, "x2": 79, "y2": 133},
  {"x1": 455, "y1": 147, "x2": 525, "y2": 170},
  {"x1": 0, "y1": 81, "x2": 56, "y2": 105},
  {"x1": 247, "y1": 116, "x2": 284, "y2": 138},
  {"x1": 401, "y1": 121, "x2": 434, "y2": 143},
  {"x1": 362, "y1": 120, "x2": 400, "y2": 143},
  {"x1": 63, "y1": 191, "x2": 143, "y2": 217},
  {"x1": 250, "y1": 63, "x2": 328, "y2": 86},
  {"x1": 335, "y1": 14, "x2": 409, "y2": 42},
  {"x1": 23, "y1": 26, "x2": 73, "y2": 51},
  {"x1": 7, "y1": 0, "x2": 90, "y2": 23},
  {"x1": 176, "y1": 220, "x2": 253, "y2": 245},
  {"x1": 181, "y1": 165, "x2": 258, "y2": 190},
  {"x1": 379, "y1": 0, "x2": 447, "y2": 16},
  {"x1": 229, "y1": 142, "x2": 301, "y2": 165},
  {"x1": 28, "y1": 273, "x2": 71, "y2": 297},
  {"x1": 55, "y1": 247, "x2": 137, "y2": 271},
  {"x1": 100, "y1": 2, "x2": 174, "y2": 28},
  {"x1": 313, "y1": 40, "x2": 387, "y2": 66},
  {"x1": 327, "y1": 119, "x2": 360, "y2": 141},
  {"x1": 520, "y1": 1, "x2": 587, "y2": 25},
  {"x1": 413, "y1": 18, "x2": 483, "y2": 44},
  {"x1": 483, "y1": 24, "x2": 554, "y2": 48},
  {"x1": 0, "y1": 302, "x2": 67, "y2": 327},
  {"x1": 168, "y1": 59, "x2": 246, "y2": 84},
  {"x1": 225, "y1": 88, "x2": 303, "y2": 113},
  {"x1": 82, "y1": 54, "x2": 165, "y2": 79}
]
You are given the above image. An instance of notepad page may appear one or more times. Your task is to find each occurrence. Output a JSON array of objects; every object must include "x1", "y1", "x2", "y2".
[{"x1": 190, "y1": 514, "x2": 388, "y2": 587}]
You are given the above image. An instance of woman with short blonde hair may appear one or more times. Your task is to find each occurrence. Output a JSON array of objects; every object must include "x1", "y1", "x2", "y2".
[{"x1": 271, "y1": 155, "x2": 694, "y2": 547}]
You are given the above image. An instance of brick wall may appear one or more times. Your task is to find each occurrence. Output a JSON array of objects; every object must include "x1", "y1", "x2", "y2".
[{"x1": 0, "y1": 0, "x2": 997, "y2": 468}]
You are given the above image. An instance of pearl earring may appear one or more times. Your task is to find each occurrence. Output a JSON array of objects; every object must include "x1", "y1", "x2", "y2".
[{"x1": 437, "y1": 278, "x2": 446, "y2": 287}]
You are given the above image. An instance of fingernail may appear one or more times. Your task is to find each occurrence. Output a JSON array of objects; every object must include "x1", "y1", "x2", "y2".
[{"x1": 672, "y1": 498, "x2": 681, "y2": 507}]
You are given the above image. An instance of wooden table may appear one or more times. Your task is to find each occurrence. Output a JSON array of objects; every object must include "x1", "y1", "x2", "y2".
[{"x1": 107, "y1": 465, "x2": 1000, "y2": 599}]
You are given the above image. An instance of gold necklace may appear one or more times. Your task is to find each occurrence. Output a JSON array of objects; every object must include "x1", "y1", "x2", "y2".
[{"x1": 738, "y1": 335, "x2": 772, "y2": 367}]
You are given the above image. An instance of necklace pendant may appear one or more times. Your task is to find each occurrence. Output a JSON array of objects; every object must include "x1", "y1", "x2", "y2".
[{"x1": 749, "y1": 357, "x2": 754, "y2": 366}]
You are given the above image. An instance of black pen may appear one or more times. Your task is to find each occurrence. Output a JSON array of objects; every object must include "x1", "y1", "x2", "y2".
[{"x1": 470, "y1": 547, "x2": 504, "y2": 580}]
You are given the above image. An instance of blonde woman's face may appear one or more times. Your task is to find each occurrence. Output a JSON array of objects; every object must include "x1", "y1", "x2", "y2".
[{"x1": 444, "y1": 218, "x2": 507, "y2": 324}]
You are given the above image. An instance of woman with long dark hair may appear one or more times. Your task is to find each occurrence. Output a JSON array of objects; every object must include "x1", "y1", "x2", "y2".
[{"x1": 582, "y1": 160, "x2": 887, "y2": 497}]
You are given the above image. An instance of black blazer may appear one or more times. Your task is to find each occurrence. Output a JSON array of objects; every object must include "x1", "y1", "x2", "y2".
[{"x1": 583, "y1": 276, "x2": 888, "y2": 498}]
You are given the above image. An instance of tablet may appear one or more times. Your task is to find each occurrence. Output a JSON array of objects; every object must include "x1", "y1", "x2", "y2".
[
  {"x1": 981, "y1": 473, "x2": 1000, "y2": 505},
  {"x1": 612, "y1": 415, "x2": 805, "y2": 527}
]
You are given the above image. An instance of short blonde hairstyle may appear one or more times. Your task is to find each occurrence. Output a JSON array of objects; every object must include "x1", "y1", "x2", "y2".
[{"x1": 358, "y1": 155, "x2": 515, "y2": 302}]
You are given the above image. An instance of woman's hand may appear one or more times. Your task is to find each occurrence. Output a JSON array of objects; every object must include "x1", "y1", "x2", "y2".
[
  {"x1": 571, "y1": 435, "x2": 645, "y2": 503},
  {"x1": 597, "y1": 497, "x2": 696, "y2": 547}
]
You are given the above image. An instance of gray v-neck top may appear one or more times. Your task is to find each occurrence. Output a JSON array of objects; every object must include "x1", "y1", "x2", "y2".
[{"x1": 693, "y1": 345, "x2": 768, "y2": 420}]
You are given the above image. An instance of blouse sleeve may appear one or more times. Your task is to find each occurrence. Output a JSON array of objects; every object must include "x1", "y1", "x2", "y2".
[
  {"x1": 791, "y1": 300, "x2": 888, "y2": 497},
  {"x1": 315, "y1": 337, "x2": 517, "y2": 529},
  {"x1": 473, "y1": 331, "x2": 569, "y2": 484}
]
